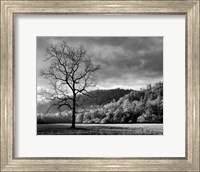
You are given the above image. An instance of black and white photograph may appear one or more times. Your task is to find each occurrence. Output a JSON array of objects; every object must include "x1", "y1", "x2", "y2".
[{"x1": 37, "y1": 37, "x2": 163, "y2": 135}]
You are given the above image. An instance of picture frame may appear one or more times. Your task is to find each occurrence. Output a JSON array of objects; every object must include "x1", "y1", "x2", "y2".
[{"x1": 0, "y1": 0, "x2": 199, "y2": 171}]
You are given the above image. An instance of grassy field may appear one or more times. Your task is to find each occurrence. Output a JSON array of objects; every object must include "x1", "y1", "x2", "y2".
[{"x1": 37, "y1": 123, "x2": 163, "y2": 135}]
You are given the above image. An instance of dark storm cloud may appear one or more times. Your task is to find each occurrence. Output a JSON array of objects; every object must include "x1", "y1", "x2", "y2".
[{"x1": 37, "y1": 37, "x2": 163, "y2": 90}]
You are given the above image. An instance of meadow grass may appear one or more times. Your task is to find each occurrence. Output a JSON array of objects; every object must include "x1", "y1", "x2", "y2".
[{"x1": 37, "y1": 123, "x2": 163, "y2": 135}]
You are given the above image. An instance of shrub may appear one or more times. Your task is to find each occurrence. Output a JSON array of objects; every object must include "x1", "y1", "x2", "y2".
[
  {"x1": 137, "y1": 115, "x2": 146, "y2": 123},
  {"x1": 113, "y1": 109, "x2": 124, "y2": 123}
]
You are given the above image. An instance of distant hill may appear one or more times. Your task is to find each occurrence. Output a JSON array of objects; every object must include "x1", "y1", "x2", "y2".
[
  {"x1": 37, "y1": 88, "x2": 133, "y2": 114},
  {"x1": 77, "y1": 88, "x2": 133, "y2": 107},
  {"x1": 78, "y1": 82, "x2": 163, "y2": 124},
  {"x1": 37, "y1": 82, "x2": 163, "y2": 124}
]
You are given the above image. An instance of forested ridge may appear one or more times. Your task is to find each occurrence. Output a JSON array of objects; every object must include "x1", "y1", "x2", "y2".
[
  {"x1": 37, "y1": 82, "x2": 163, "y2": 124},
  {"x1": 37, "y1": 88, "x2": 132, "y2": 113}
]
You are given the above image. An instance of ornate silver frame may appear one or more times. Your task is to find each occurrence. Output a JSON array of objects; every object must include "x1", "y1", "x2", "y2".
[{"x1": 1, "y1": 1, "x2": 199, "y2": 171}]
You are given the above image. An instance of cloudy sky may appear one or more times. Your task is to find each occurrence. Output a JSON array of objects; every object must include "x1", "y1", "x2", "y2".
[{"x1": 37, "y1": 37, "x2": 163, "y2": 91}]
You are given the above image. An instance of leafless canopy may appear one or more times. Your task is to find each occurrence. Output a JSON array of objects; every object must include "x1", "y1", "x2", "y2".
[{"x1": 39, "y1": 41, "x2": 100, "y2": 117}]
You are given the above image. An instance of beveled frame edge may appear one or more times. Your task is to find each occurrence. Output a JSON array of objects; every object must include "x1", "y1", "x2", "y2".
[{"x1": 0, "y1": 0, "x2": 199, "y2": 171}]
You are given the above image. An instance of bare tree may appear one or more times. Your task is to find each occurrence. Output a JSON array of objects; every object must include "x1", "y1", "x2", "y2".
[{"x1": 40, "y1": 41, "x2": 100, "y2": 128}]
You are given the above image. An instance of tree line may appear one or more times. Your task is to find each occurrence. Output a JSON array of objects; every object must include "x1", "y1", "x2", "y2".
[{"x1": 37, "y1": 82, "x2": 163, "y2": 124}]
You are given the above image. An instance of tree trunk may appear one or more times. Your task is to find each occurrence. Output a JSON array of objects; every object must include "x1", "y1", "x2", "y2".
[{"x1": 71, "y1": 95, "x2": 76, "y2": 128}]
